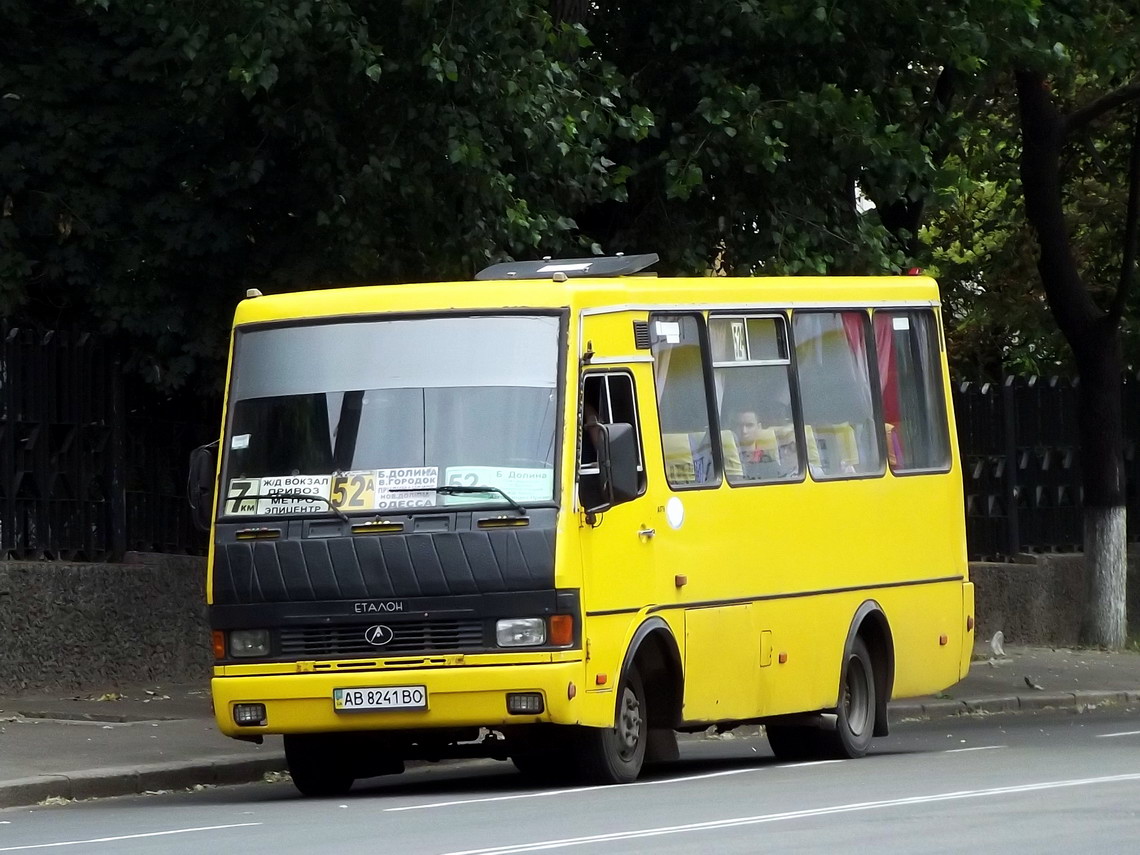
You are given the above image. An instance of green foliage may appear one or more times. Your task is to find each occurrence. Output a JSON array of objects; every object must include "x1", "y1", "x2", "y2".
[
  {"x1": 2, "y1": 0, "x2": 1137, "y2": 388},
  {"x1": 0, "y1": 0, "x2": 639, "y2": 389},
  {"x1": 920, "y1": 2, "x2": 1140, "y2": 378}
]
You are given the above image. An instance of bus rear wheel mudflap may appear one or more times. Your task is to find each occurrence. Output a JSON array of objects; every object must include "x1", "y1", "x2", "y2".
[{"x1": 576, "y1": 666, "x2": 648, "y2": 784}]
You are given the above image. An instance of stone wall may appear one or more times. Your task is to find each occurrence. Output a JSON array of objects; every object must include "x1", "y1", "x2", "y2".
[
  {"x1": 1, "y1": 550, "x2": 1138, "y2": 693},
  {"x1": 0, "y1": 553, "x2": 210, "y2": 693},
  {"x1": 970, "y1": 547, "x2": 1140, "y2": 646}
]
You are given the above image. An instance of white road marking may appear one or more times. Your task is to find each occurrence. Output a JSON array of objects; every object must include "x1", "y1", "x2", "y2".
[
  {"x1": 438, "y1": 772, "x2": 1140, "y2": 855},
  {"x1": 385, "y1": 768, "x2": 763, "y2": 812},
  {"x1": 0, "y1": 823, "x2": 262, "y2": 852},
  {"x1": 386, "y1": 760, "x2": 844, "y2": 812},
  {"x1": 1096, "y1": 730, "x2": 1140, "y2": 738},
  {"x1": 944, "y1": 745, "x2": 1005, "y2": 753}
]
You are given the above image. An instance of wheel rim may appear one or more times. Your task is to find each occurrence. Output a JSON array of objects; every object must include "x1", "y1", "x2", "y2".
[
  {"x1": 843, "y1": 654, "x2": 871, "y2": 735},
  {"x1": 615, "y1": 685, "x2": 643, "y2": 760}
]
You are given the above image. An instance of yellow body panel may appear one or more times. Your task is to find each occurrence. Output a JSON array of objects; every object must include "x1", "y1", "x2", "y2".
[
  {"x1": 208, "y1": 272, "x2": 972, "y2": 742},
  {"x1": 213, "y1": 661, "x2": 584, "y2": 737}
]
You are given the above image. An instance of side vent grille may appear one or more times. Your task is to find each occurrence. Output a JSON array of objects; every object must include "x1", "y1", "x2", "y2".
[{"x1": 633, "y1": 320, "x2": 651, "y2": 350}]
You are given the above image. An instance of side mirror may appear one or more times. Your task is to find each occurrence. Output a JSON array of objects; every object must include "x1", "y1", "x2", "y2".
[
  {"x1": 187, "y1": 442, "x2": 219, "y2": 532},
  {"x1": 586, "y1": 422, "x2": 640, "y2": 512}
]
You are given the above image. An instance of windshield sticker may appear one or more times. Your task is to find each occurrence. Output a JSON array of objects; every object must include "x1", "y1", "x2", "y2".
[
  {"x1": 655, "y1": 320, "x2": 681, "y2": 344},
  {"x1": 444, "y1": 466, "x2": 553, "y2": 503},
  {"x1": 225, "y1": 478, "x2": 261, "y2": 515},
  {"x1": 224, "y1": 475, "x2": 332, "y2": 515},
  {"x1": 374, "y1": 466, "x2": 438, "y2": 510},
  {"x1": 225, "y1": 468, "x2": 443, "y2": 515},
  {"x1": 257, "y1": 475, "x2": 332, "y2": 515},
  {"x1": 331, "y1": 470, "x2": 376, "y2": 511},
  {"x1": 231, "y1": 433, "x2": 250, "y2": 450}
]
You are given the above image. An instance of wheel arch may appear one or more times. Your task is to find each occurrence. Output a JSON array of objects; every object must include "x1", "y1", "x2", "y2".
[
  {"x1": 840, "y1": 600, "x2": 895, "y2": 738},
  {"x1": 619, "y1": 617, "x2": 684, "y2": 730}
]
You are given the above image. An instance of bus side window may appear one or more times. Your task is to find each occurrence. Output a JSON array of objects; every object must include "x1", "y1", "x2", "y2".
[
  {"x1": 793, "y1": 310, "x2": 885, "y2": 479},
  {"x1": 651, "y1": 314, "x2": 719, "y2": 488},
  {"x1": 579, "y1": 372, "x2": 646, "y2": 508},
  {"x1": 873, "y1": 310, "x2": 951, "y2": 473},
  {"x1": 710, "y1": 314, "x2": 801, "y2": 484}
]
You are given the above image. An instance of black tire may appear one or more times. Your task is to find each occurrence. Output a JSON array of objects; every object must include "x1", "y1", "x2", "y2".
[
  {"x1": 510, "y1": 732, "x2": 574, "y2": 783},
  {"x1": 765, "y1": 724, "x2": 820, "y2": 762},
  {"x1": 576, "y1": 668, "x2": 647, "y2": 784},
  {"x1": 285, "y1": 734, "x2": 356, "y2": 797},
  {"x1": 820, "y1": 636, "x2": 876, "y2": 759}
]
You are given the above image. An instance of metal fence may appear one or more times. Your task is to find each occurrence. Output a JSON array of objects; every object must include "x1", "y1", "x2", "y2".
[
  {"x1": 955, "y1": 374, "x2": 1140, "y2": 560},
  {"x1": 0, "y1": 325, "x2": 212, "y2": 560},
  {"x1": 3, "y1": 323, "x2": 1138, "y2": 562}
]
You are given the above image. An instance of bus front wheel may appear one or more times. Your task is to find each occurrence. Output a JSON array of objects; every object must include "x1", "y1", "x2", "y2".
[
  {"x1": 577, "y1": 667, "x2": 647, "y2": 783},
  {"x1": 284, "y1": 734, "x2": 355, "y2": 797}
]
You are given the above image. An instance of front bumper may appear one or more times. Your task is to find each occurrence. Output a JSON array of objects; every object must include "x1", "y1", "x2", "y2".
[{"x1": 212, "y1": 660, "x2": 585, "y2": 737}]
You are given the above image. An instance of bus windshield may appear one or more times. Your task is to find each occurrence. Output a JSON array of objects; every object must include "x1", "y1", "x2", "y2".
[{"x1": 220, "y1": 314, "x2": 560, "y2": 517}]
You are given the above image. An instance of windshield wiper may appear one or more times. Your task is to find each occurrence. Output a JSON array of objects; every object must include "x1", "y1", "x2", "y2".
[
  {"x1": 224, "y1": 492, "x2": 349, "y2": 522},
  {"x1": 389, "y1": 485, "x2": 527, "y2": 515}
]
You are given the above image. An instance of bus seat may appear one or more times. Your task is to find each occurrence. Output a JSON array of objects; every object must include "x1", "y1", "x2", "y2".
[
  {"x1": 886, "y1": 422, "x2": 903, "y2": 469},
  {"x1": 768, "y1": 424, "x2": 819, "y2": 471},
  {"x1": 721, "y1": 430, "x2": 744, "y2": 479},
  {"x1": 663, "y1": 431, "x2": 718, "y2": 484},
  {"x1": 662, "y1": 433, "x2": 697, "y2": 484},
  {"x1": 811, "y1": 423, "x2": 858, "y2": 475}
]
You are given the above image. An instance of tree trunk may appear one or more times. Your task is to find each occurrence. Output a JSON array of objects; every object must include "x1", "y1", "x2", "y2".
[
  {"x1": 1076, "y1": 330, "x2": 1128, "y2": 647},
  {"x1": 1016, "y1": 70, "x2": 1128, "y2": 647}
]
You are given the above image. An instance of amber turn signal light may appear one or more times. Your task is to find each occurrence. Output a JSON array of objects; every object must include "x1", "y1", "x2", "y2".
[
  {"x1": 549, "y1": 615, "x2": 574, "y2": 646},
  {"x1": 212, "y1": 630, "x2": 226, "y2": 659}
]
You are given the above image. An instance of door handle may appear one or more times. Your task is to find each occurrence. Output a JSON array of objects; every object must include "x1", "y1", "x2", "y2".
[{"x1": 637, "y1": 528, "x2": 656, "y2": 539}]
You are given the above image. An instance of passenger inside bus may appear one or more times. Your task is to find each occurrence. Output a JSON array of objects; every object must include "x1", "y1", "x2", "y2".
[{"x1": 731, "y1": 407, "x2": 779, "y2": 480}]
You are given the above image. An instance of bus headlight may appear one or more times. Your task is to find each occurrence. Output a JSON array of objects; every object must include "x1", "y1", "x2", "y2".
[
  {"x1": 496, "y1": 618, "x2": 546, "y2": 647},
  {"x1": 229, "y1": 629, "x2": 270, "y2": 657}
]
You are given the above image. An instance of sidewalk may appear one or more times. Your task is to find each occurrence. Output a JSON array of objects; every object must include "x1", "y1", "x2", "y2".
[{"x1": 2, "y1": 645, "x2": 1138, "y2": 809}]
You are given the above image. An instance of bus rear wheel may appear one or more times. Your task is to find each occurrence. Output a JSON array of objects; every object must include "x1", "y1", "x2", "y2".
[
  {"x1": 764, "y1": 724, "x2": 820, "y2": 761},
  {"x1": 284, "y1": 734, "x2": 355, "y2": 797},
  {"x1": 821, "y1": 636, "x2": 876, "y2": 759},
  {"x1": 577, "y1": 668, "x2": 647, "y2": 783}
]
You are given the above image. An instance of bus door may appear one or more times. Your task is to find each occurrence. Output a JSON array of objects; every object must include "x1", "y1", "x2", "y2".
[{"x1": 575, "y1": 369, "x2": 660, "y2": 666}]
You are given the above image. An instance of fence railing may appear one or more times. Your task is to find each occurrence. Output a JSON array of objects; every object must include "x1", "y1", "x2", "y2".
[
  {"x1": 0, "y1": 325, "x2": 212, "y2": 560},
  {"x1": 3, "y1": 324, "x2": 1138, "y2": 562},
  {"x1": 954, "y1": 374, "x2": 1140, "y2": 561}
]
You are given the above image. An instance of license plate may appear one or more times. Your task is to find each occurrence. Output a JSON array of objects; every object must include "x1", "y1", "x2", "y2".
[{"x1": 333, "y1": 685, "x2": 427, "y2": 712}]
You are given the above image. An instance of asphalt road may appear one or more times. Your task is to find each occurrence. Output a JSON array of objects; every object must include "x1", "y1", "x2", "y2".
[{"x1": 2, "y1": 711, "x2": 1139, "y2": 853}]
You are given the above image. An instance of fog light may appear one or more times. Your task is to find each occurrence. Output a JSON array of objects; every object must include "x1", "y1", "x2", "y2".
[
  {"x1": 230, "y1": 629, "x2": 270, "y2": 658},
  {"x1": 496, "y1": 618, "x2": 546, "y2": 647},
  {"x1": 506, "y1": 693, "x2": 545, "y2": 715},
  {"x1": 233, "y1": 703, "x2": 267, "y2": 727}
]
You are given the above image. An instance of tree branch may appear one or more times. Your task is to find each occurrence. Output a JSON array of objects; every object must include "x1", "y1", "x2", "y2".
[
  {"x1": 1065, "y1": 77, "x2": 1140, "y2": 135},
  {"x1": 1109, "y1": 106, "x2": 1140, "y2": 324},
  {"x1": 1015, "y1": 68, "x2": 1101, "y2": 346}
]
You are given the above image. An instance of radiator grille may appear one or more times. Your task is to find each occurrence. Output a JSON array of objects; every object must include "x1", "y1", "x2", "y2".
[{"x1": 279, "y1": 619, "x2": 485, "y2": 658}]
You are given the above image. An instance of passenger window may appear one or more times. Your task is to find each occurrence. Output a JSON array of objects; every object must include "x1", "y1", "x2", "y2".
[
  {"x1": 710, "y1": 315, "x2": 802, "y2": 484},
  {"x1": 873, "y1": 310, "x2": 951, "y2": 473},
  {"x1": 793, "y1": 311, "x2": 884, "y2": 479},
  {"x1": 579, "y1": 372, "x2": 646, "y2": 507},
  {"x1": 650, "y1": 314, "x2": 719, "y2": 488}
]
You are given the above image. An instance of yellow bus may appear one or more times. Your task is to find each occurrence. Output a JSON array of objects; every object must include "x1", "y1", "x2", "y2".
[{"x1": 188, "y1": 253, "x2": 973, "y2": 796}]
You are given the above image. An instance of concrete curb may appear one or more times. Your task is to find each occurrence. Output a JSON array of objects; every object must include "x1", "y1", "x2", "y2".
[
  {"x1": 0, "y1": 754, "x2": 286, "y2": 810},
  {"x1": 889, "y1": 689, "x2": 1140, "y2": 720},
  {"x1": 3, "y1": 690, "x2": 1138, "y2": 810}
]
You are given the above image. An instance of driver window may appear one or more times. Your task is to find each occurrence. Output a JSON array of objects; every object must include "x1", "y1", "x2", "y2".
[{"x1": 579, "y1": 372, "x2": 646, "y2": 506}]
